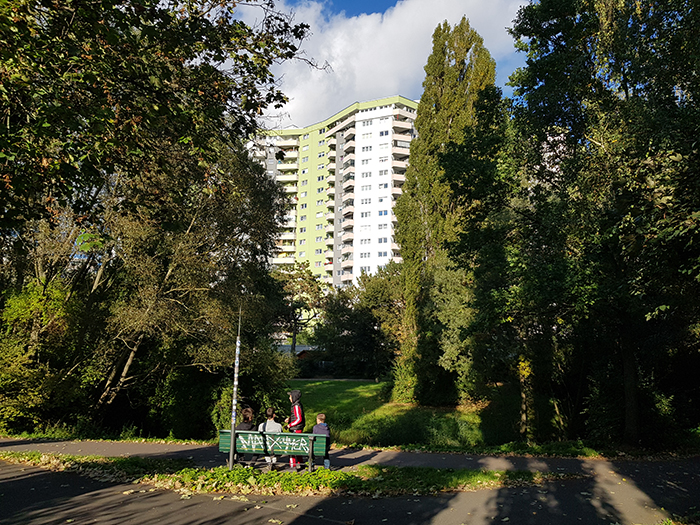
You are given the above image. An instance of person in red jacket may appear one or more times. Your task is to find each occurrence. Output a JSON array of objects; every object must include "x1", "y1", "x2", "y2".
[{"x1": 284, "y1": 389, "x2": 305, "y2": 469}]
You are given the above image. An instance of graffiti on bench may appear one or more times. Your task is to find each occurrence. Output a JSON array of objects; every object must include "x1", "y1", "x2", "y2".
[{"x1": 237, "y1": 433, "x2": 310, "y2": 454}]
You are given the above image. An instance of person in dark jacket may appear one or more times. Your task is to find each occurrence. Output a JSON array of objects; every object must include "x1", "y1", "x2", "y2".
[
  {"x1": 235, "y1": 407, "x2": 255, "y2": 431},
  {"x1": 312, "y1": 413, "x2": 331, "y2": 469},
  {"x1": 284, "y1": 389, "x2": 305, "y2": 469}
]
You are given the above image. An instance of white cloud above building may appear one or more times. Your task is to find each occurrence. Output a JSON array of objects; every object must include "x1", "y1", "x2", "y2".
[{"x1": 241, "y1": 0, "x2": 527, "y2": 128}]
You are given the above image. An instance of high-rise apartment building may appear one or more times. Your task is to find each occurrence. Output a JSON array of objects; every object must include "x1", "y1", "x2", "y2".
[{"x1": 253, "y1": 95, "x2": 417, "y2": 286}]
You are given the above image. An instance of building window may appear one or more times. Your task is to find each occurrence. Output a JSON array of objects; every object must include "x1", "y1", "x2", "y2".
[
  {"x1": 379, "y1": 130, "x2": 389, "y2": 137},
  {"x1": 362, "y1": 133, "x2": 372, "y2": 139},
  {"x1": 303, "y1": 133, "x2": 309, "y2": 139},
  {"x1": 360, "y1": 211, "x2": 371, "y2": 218},
  {"x1": 378, "y1": 237, "x2": 388, "y2": 243},
  {"x1": 361, "y1": 172, "x2": 371, "y2": 178},
  {"x1": 316, "y1": 223, "x2": 324, "y2": 230},
  {"x1": 378, "y1": 251, "x2": 388, "y2": 257},
  {"x1": 379, "y1": 170, "x2": 389, "y2": 176},
  {"x1": 360, "y1": 252, "x2": 370, "y2": 258},
  {"x1": 379, "y1": 156, "x2": 388, "y2": 163},
  {"x1": 317, "y1": 164, "x2": 325, "y2": 170},
  {"x1": 300, "y1": 203, "x2": 307, "y2": 209},
  {"x1": 299, "y1": 239, "x2": 306, "y2": 245},
  {"x1": 317, "y1": 187, "x2": 324, "y2": 193},
  {"x1": 315, "y1": 249, "x2": 323, "y2": 255},
  {"x1": 302, "y1": 168, "x2": 308, "y2": 174},
  {"x1": 379, "y1": 210, "x2": 388, "y2": 216},
  {"x1": 316, "y1": 200, "x2": 324, "y2": 206},
  {"x1": 360, "y1": 238, "x2": 371, "y2": 245},
  {"x1": 299, "y1": 251, "x2": 306, "y2": 257},
  {"x1": 316, "y1": 211, "x2": 323, "y2": 218},
  {"x1": 300, "y1": 215, "x2": 307, "y2": 221},
  {"x1": 361, "y1": 185, "x2": 371, "y2": 191},
  {"x1": 361, "y1": 159, "x2": 370, "y2": 165},
  {"x1": 362, "y1": 120, "x2": 373, "y2": 127},
  {"x1": 319, "y1": 128, "x2": 326, "y2": 133},
  {"x1": 318, "y1": 140, "x2": 325, "y2": 146},
  {"x1": 360, "y1": 198, "x2": 371, "y2": 204},
  {"x1": 315, "y1": 261, "x2": 323, "y2": 267},
  {"x1": 379, "y1": 183, "x2": 388, "y2": 189},
  {"x1": 316, "y1": 236, "x2": 323, "y2": 242},
  {"x1": 361, "y1": 146, "x2": 372, "y2": 152},
  {"x1": 378, "y1": 224, "x2": 388, "y2": 230},
  {"x1": 360, "y1": 266, "x2": 370, "y2": 273},
  {"x1": 300, "y1": 191, "x2": 307, "y2": 197},
  {"x1": 302, "y1": 156, "x2": 309, "y2": 163},
  {"x1": 379, "y1": 143, "x2": 389, "y2": 150},
  {"x1": 302, "y1": 144, "x2": 309, "y2": 151},
  {"x1": 359, "y1": 225, "x2": 371, "y2": 232},
  {"x1": 299, "y1": 227, "x2": 307, "y2": 233},
  {"x1": 317, "y1": 175, "x2": 324, "y2": 181}
]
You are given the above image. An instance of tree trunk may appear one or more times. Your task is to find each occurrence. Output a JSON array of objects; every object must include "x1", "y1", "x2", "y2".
[{"x1": 622, "y1": 343, "x2": 639, "y2": 445}]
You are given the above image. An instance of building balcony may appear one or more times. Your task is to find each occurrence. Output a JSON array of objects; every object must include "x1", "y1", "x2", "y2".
[
  {"x1": 342, "y1": 231, "x2": 354, "y2": 241},
  {"x1": 283, "y1": 185, "x2": 298, "y2": 193},
  {"x1": 272, "y1": 256, "x2": 295, "y2": 265},
  {"x1": 327, "y1": 148, "x2": 336, "y2": 159},
  {"x1": 325, "y1": 212, "x2": 335, "y2": 221},
  {"x1": 392, "y1": 173, "x2": 406, "y2": 183},
  {"x1": 277, "y1": 173, "x2": 298, "y2": 183},
  {"x1": 392, "y1": 159, "x2": 408, "y2": 170},
  {"x1": 326, "y1": 186, "x2": 335, "y2": 197},
  {"x1": 344, "y1": 140, "x2": 356, "y2": 153},
  {"x1": 341, "y1": 258, "x2": 354, "y2": 269},
  {"x1": 391, "y1": 186, "x2": 402, "y2": 196},
  {"x1": 342, "y1": 218, "x2": 354, "y2": 230},
  {"x1": 392, "y1": 119, "x2": 412, "y2": 132},
  {"x1": 341, "y1": 245, "x2": 354, "y2": 256},
  {"x1": 342, "y1": 192, "x2": 355, "y2": 204},
  {"x1": 277, "y1": 137, "x2": 300, "y2": 148},
  {"x1": 326, "y1": 174, "x2": 335, "y2": 184},
  {"x1": 340, "y1": 271, "x2": 354, "y2": 282},
  {"x1": 327, "y1": 137, "x2": 337, "y2": 148},
  {"x1": 324, "y1": 250, "x2": 334, "y2": 259},
  {"x1": 277, "y1": 162, "x2": 299, "y2": 171},
  {"x1": 342, "y1": 178, "x2": 355, "y2": 191},
  {"x1": 325, "y1": 236, "x2": 334, "y2": 246},
  {"x1": 326, "y1": 162, "x2": 336, "y2": 172},
  {"x1": 326, "y1": 224, "x2": 335, "y2": 233},
  {"x1": 391, "y1": 256, "x2": 403, "y2": 264},
  {"x1": 342, "y1": 205, "x2": 354, "y2": 216},
  {"x1": 277, "y1": 244, "x2": 295, "y2": 253},
  {"x1": 279, "y1": 231, "x2": 296, "y2": 240}
]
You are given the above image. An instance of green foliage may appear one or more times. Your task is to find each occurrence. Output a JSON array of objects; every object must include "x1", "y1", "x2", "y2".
[
  {"x1": 393, "y1": 16, "x2": 496, "y2": 405},
  {"x1": 311, "y1": 287, "x2": 392, "y2": 379},
  {"x1": 0, "y1": 451, "x2": 572, "y2": 496},
  {"x1": 0, "y1": 0, "x2": 310, "y2": 436}
]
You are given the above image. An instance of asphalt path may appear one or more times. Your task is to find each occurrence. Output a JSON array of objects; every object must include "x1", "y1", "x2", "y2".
[{"x1": 1, "y1": 437, "x2": 699, "y2": 524}]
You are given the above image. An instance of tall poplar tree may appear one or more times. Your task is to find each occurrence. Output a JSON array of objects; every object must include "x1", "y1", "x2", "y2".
[{"x1": 393, "y1": 17, "x2": 496, "y2": 404}]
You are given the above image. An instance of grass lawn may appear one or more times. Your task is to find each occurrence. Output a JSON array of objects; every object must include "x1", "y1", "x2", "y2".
[{"x1": 287, "y1": 379, "x2": 619, "y2": 457}]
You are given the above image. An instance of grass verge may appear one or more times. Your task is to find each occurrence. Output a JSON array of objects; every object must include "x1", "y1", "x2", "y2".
[{"x1": 0, "y1": 451, "x2": 583, "y2": 497}]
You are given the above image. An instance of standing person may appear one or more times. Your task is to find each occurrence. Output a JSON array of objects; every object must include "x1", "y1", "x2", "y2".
[
  {"x1": 284, "y1": 389, "x2": 305, "y2": 469},
  {"x1": 312, "y1": 413, "x2": 331, "y2": 469},
  {"x1": 258, "y1": 408, "x2": 283, "y2": 469}
]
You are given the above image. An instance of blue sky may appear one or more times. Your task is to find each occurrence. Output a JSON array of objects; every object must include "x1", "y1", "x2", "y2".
[{"x1": 248, "y1": 0, "x2": 528, "y2": 127}]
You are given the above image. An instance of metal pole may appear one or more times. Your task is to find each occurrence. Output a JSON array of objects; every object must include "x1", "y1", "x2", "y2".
[{"x1": 228, "y1": 307, "x2": 242, "y2": 470}]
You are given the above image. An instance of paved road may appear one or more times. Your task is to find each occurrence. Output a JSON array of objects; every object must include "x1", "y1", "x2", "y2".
[{"x1": 1, "y1": 438, "x2": 699, "y2": 524}]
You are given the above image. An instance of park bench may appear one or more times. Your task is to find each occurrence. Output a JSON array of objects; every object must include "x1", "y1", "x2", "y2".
[{"x1": 218, "y1": 430, "x2": 330, "y2": 472}]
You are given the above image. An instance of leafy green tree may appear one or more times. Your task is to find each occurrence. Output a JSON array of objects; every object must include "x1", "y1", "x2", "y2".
[
  {"x1": 507, "y1": 0, "x2": 700, "y2": 444},
  {"x1": 0, "y1": 0, "x2": 309, "y2": 434},
  {"x1": 312, "y1": 287, "x2": 391, "y2": 379},
  {"x1": 393, "y1": 16, "x2": 496, "y2": 404},
  {"x1": 272, "y1": 262, "x2": 326, "y2": 356}
]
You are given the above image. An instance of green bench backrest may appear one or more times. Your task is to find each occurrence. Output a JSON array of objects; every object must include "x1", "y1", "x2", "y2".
[{"x1": 219, "y1": 430, "x2": 329, "y2": 457}]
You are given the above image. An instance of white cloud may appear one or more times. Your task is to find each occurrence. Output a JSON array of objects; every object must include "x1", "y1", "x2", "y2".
[{"x1": 245, "y1": 0, "x2": 527, "y2": 128}]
